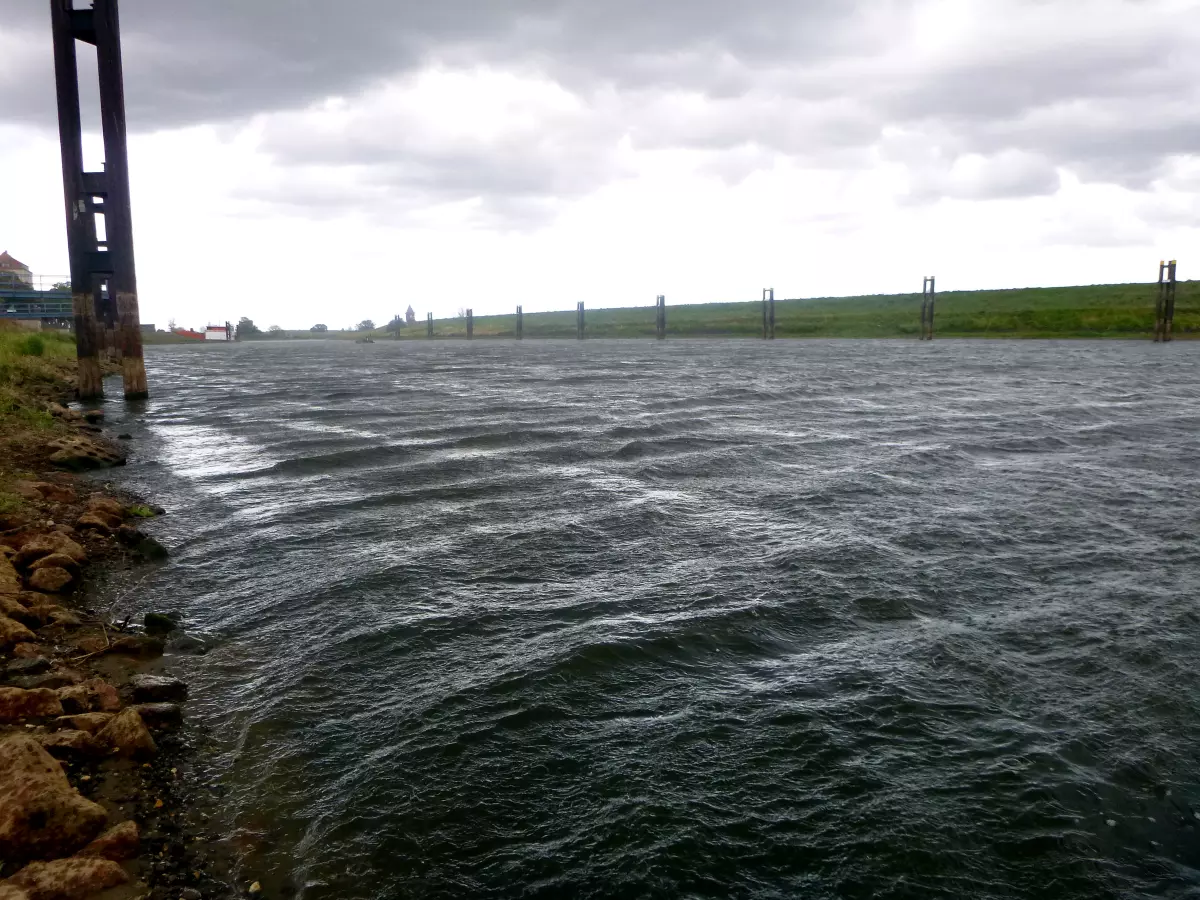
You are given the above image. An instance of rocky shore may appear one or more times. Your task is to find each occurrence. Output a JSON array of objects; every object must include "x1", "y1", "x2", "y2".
[{"x1": 1, "y1": 361, "x2": 234, "y2": 898}]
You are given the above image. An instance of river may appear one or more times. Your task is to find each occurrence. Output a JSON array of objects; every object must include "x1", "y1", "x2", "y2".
[{"x1": 99, "y1": 338, "x2": 1200, "y2": 899}]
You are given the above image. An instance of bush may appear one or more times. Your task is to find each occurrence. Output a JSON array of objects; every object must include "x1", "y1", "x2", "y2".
[{"x1": 17, "y1": 335, "x2": 45, "y2": 357}]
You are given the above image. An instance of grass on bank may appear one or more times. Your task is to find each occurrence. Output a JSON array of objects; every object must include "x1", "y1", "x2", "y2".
[{"x1": 265, "y1": 280, "x2": 1192, "y2": 341}]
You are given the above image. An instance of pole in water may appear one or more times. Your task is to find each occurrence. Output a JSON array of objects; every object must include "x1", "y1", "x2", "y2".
[
  {"x1": 762, "y1": 289, "x2": 775, "y2": 340},
  {"x1": 921, "y1": 276, "x2": 937, "y2": 340},
  {"x1": 1164, "y1": 260, "x2": 1178, "y2": 343},
  {"x1": 466, "y1": 309, "x2": 474, "y2": 340},
  {"x1": 656, "y1": 295, "x2": 666, "y2": 340},
  {"x1": 427, "y1": 312, "x2": 434, "y2": 338},
  {"x1": 51, "y1": 0, "x2": 148, "y2": 399},
  {"x1": 577, "y1": 301, "x2": 585, "y2": 340},
  {"x1": 516, "y1": 304, "x2": 523, "y2": 340}
]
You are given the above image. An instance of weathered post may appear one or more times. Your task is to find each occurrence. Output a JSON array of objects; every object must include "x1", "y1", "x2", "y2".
[
  {"x1": 577, "y1": 301, "x2": 585, "y2": 340},
  {"x1": 762, "y1": 289, "x2": 775, "y2": 340},
  {"x1": 427, "y1": 312, "x2": 434, "y2": 338},
  {"x1": 656, "y1": 295, "x2": 666, "y2": 340},
  {"x1": 466, "y1": 309, "x2": 473, "y2": 340},
  {"x1": 516, "y1": 304, "x2": 523, "y2": 340},
  {"x1": 1155, "y1": 260, "x2": 1178, "y2": 342},
  {"x1": 921, "y1": 276, "x2": 936, "y2": 340},
  {"x1": 50, "y1": 0, "x2": 148, "y2": 399}
]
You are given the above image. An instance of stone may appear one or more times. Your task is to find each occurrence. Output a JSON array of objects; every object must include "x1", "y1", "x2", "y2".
[
  {"x1": 0, "y1": 734, "x2": 108, "y2": 862},
  {"x1": 75, "y1": 512, "x2": 119, "y2": 534},
  {"x1": 29, "y1": 554, "x2": 81, "y2": 577},
  {"x1": 26, "y1": 567, "x2": 74, "y2": 594},
  {"x1": 46, "y1": 610, "x2": 82, "y2": 629},
  {"x1": 106, "y1": 634, "x2": 164, "y2": 658},
  {"x1": 7, "y1": 858, "x2": 128, "y2": 898},
  {"x1": 76, "y1": 820, "x2": 138, "y2": 862},
  {"x1": 129, "y1": 674, "x2": 188, "y2": 704},
  {"x1": 45, "y1": 435, "x2": 126, "y2": 472},
  {"x1": 0, "y1": 688, "x2": 64, "y2": 722},
  {"x1": 24, "y1": 603, "x2": 73, "y2": 627},
  {"x1": 0, "y1": 554, "x2": 23, "y2": 595},
  {"x1": 83, "y1": 679, "x2": 120, "y2": 713},
  {"x1": 69, "y1": 635, "x2": 107, "y2": 655},
  {"x1": 86, "y1": 496, "x2": 124, "y2": 519},
  {"x1": 57, "y1": 685, "x2": 91, "y2": 714},
  {"x1": 5, "y1": 657, "x2": 52, "y2": 677},
  {"x1": 116, "y1": 433, "x2": 132, "y2": 441},
  {"x1": 35, "y1": 730, "x2": 102, "y2": 760},
  {"x1": 81, "y1": 409, "x2": 104, "y2": 424},
  {"x1": 0, "y1": 885, "x2": 29, "y2": 900},
  {"x1": 0, "y1": 616, "x2": 38, "y2": 648},
  {"x1": 95, "y1": 708, "x2": 156, "y2": 758},
  {"x1": 0, "y1": 596, "x2": 40, "y2": 629},
  {"x1": 57, "y1": 713, "x2": 113, "y2": 734},
  {"x1": 14, "y1": 534, "x2": 87, "y2": 569},
  {"x1": 132, "y1": 703, "x2": 183, "y2": 731},
  {"x1": 180, "y1": 889, "x2": 201, "y2": 900},
  {"x1": 11, "y1": 643, "x2": 44, "y2": 659},
  {"x1": 142, "y1": 612, "x2": 178, "y2": 634},
  {"x1": 12, "y1": 670, "x2": 82, "y2": 691},
  {"x1": 114, "y1": 527, "x2": 168, "y2": 561}
]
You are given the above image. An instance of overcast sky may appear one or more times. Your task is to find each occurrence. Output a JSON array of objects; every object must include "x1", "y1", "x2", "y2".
[{"x1": 1, "y1": 0, "x2": 1198, "y2": 329}]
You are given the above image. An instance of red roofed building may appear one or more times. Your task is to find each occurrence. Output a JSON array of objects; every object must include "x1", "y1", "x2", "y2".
[{"x1": 0, "y1": 251, "x2": 32, "y2": 287}]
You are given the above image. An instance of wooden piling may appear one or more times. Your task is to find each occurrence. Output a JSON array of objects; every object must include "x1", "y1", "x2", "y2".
[
  {"x1": 516, "y1": 304, "x2": 523, "y2": 340},
  {"x1": 921, "y1": 276, "x2": 936, "y2": 340},
  {"x1": 427, "y1": 312, "x2": 434, "y2": 338},
  {"x1": 1165, "y1": 260, "x2": 1178, "y2": 342},
  {"x1": 577, "y1": 301, "x2": 585, "y2": 340},
  {"x1": 1155, "y1": 260, "x2": 1177, "y2": 342},
  {"x1": 466, "y1": 309, "x2": 473, "y2": 340},
  {"x1": 656, "y1": 295, "x2": 666, "y2": 340},
  {"x1": 762, "y1": 289, "x2": 775, "y2": 340}
]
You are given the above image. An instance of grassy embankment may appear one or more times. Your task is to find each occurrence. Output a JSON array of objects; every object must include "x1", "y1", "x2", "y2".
[
  {"x1": 0, "y1": 327, "x2": 76, "y2": 515},
  {"x1": 347, "y1": 280, "x2": 1194, "y2": 341}
]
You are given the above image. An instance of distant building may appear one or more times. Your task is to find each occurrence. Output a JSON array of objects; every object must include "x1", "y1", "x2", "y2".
[
  {"x1": 140, "y1": 324, "x2": 156, "y2": 334},
  {"x1": 0, "y1": 251, "x2": 32, "y2": 288},
  {"x1": 204, "y1": 325, "x2": 231, "y2": 341},
  {"x1": 405, "y1": 305, "x2": 416, "y2": 325}
]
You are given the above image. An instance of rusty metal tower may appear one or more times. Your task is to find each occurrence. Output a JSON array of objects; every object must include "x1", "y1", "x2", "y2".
[{"x1": 50, "y1": 0, "x2": 148, "y2": 400}]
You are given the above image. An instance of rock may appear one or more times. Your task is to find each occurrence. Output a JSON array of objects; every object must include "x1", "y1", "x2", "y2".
[
  {"x1": 169, "y1": 634, "x2": 208, "y2": 655},
  {"x1": 142, "y1": 612, "x2": 178, "y2": 634},
  {"x1": 116, "y1": 433, "x2": 132, "y2": 441},
  {"x1": 13, "y1": 670, "x2": 82, "y2": 691},
  {"x1": 7, "y1": 857, "x2": 128, "y2": 898},
  {"x1": 46, "y1": 610, "x2": 82, "y2": 629},
  {"x1": 95, "y1": 708, "x2": 156, "y2": 758},
  {"x1": 1, "y1": 554, "x2": 24, "y2": 595},
  {"x1": 56, "y1": 685, "x2": 91, "y2": 714},
  {"x1": 132, "y1": 703, "x2": 183, "y2": 731},
  {"x1": 0, "y1": 884, "x2": 29, "y2": 900},
  {"x1": 0, "y1": 616, "x2": 38, "y2": 648},
  {"x1": 26, "y1": 567, "x2": 74, "y2": 594},
  {"x1": 12, "y1": 481, "x2": 44, "y2": 501},
  {"x1": 76, "y1": 820, "x2": 138, "y2": 862},
  {"x1": 28, "y1": 553, "x2": 80, "y2": 575},
  {"x1": 83, "y1": 679, "x2": 120, "y2": 713},
  {"x1": 81, "y1": 409, "x2": 104, "y2": 424},
  {"x1": 106, "y1": 634, "x2": 163, "y2": 658},
  {"x1": 57, "y1": 713, "x2": 113, "y2": 733},
  {"x1": 45, "y1": 435, "x2": 126, "y2": 472},
  {"x1": 75, "y1": 512, "x2": 119, "y2": 534},
  {"x1": 86, "y1": 496, "x2": 124, "y2": 518},
  {"x1": 129, "y1": 674, "x2": 188, "y2": 704},
  {"x1": 5, "y1": 657, "x2": 53, "y2": 677},
  {"x1": 0, "y1": 734, "x2": 108, "y2": 861},
  {"x1": 24, "y1": 604, "x2": 73, "y2": 628},
  {"x1": 35, "y1": 730, "x2": 102, "y2": 760},
  {"x1": 14, "y1": 535, "x2": 87, "y2": 569},
  {"x1": 11, "y1": 643, "x2": 44, "y2": 659},
  {"x1": 68, "y1": 635, "x2": 106, "y2": 655},
  {"x1": 114, "y1": 526, "x2": 168, "y2": 561},
  {"x1": 180, "y1": 889, "x2": 201, "y2": 900},
  {"x1": 0, "y1": 597, "x2": 40, "y2": 629},
  {"x1": 0, "y1": 688, "x2": 64, "y2": 722}
]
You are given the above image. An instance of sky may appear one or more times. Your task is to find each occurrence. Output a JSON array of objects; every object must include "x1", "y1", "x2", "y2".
[{"x1": 1, "y1": 0, "x2": 1198, "y2": 330}]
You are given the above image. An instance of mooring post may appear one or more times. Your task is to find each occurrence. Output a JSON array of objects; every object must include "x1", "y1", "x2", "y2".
[
  {"x1": 656, "y1": 295, "x2": 666, "y2": 340},
  {"x1": 577, "y1": 301, "x2": 585, "y2": 340},
  {"x1": 1155, "y1": 260, "x2": 1177, "y2": 343},
  {"x1": 762, "y1": 289, "x2": 775, "y2": 339},
  {"x1": 516, "y1": 304, "x2": 523, "y2": 340},
  {"x1": 50, "y1": 0, "x2": 148, "y2": 399},
  {"x1": 921, "y1": 276, "x2": 936, "y2": 340},
  {"x1": 427, "y1": 312, "x2": 434, "y2": 338},
  {"x1": 466, "y1": 309, "x2": 474, "y2": 340},
  {"x1": 1165, "y1": 260, "x2": 1178, "y2": 342}
]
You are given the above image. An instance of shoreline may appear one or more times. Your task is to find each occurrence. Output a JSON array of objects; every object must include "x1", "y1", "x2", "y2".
[{"x1": 0, "y1": 337, "x2": 235, "y2": 898}]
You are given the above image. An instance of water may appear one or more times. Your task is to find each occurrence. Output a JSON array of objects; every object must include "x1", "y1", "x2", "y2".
[{"x1": 101, "y1": 339, "x2": 1200, "y2": 899}]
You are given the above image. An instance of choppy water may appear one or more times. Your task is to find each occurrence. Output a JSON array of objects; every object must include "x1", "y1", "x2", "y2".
[{"x1": 101, "y1": 339, "x2": 1200, "y2": 899}]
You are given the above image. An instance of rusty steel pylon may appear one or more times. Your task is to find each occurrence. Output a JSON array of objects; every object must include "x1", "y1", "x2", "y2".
[{"x1": 50, "y1": 0, "x2": 147, "y2": 400}]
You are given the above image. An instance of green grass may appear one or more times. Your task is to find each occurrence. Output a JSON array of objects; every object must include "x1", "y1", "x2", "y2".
[{"x1": 364, "y1": 280, "x2": 1198, "y2": 341}]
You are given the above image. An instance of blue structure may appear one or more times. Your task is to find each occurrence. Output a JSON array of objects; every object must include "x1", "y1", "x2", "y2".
[{"x1": 0, "y1": 281, "x2": 74, "y2": 324}]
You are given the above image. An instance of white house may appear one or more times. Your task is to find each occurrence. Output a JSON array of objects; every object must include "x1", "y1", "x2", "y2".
[{"x1": 204, "y1": 325, "x2": 231, "y2": 341}]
